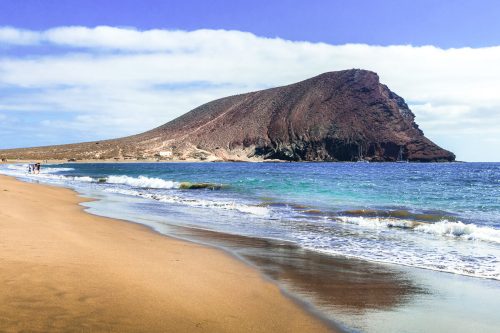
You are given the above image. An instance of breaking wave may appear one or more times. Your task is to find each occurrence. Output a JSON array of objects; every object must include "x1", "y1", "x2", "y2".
[
  {"x1": 43, "y1": 167, "x2": 75, "y2": 173},
  {"x1": 338, "y1": 216, "x2": 500, "y2": 244},
  {"x1": 415, "y1": 220, "x2": 500, "y2": 244},
  {"x1": 1, "y1": 164, "x2": 226, "y2": 192},
  {"x1": 104, "y1": 188, "x2": 269, "y2": 216},
  {"x1": 105, "y1": 175, "x2": 180, "y2": 189},
  {"x1": 6, "y1": 164, "x2": 74, "y2": 173}
]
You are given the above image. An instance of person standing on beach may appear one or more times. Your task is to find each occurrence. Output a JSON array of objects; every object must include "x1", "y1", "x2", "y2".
[
  {"x1": 33, "y1": 163, "x2": 40, "y2": 174},
  {"x1": 28, "y1": 164, "x2": 32, "y2": 174}
]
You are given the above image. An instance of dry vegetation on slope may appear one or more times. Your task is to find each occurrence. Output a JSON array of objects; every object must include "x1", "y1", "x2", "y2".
[{"x1": 0, "y1": 69, "x2": 454, "y2": 162}]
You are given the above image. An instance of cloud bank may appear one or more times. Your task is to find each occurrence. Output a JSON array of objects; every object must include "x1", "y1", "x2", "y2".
[{"x1": 1, "y1": 26, "x2": 499, "y2": 161}]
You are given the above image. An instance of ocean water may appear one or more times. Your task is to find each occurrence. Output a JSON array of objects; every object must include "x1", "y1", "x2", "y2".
[{"x1": 2, "y1": 162, "x2": 499, "y2": 281}]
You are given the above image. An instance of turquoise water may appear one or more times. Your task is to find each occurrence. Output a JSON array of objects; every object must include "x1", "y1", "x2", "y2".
[{"x1": 2, "y1": 162, "x2": 499, "y2": 280}]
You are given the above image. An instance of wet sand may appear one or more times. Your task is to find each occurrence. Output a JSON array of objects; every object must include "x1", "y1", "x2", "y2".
[
  {"x1": 0, "y1": 175, "x2": 336, "y2": 332},
  {"x1": 152, "y1": 224, "x2": 424, "y2": 312},
  {"x1": 82, "y1": 195, "x2": 500, "y2": 333},
  {"x1": 163, "y1": 224, "x2": 500, "y2": 333}
]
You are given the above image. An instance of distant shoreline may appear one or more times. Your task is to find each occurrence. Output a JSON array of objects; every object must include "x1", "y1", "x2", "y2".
[{"x1": 0, "y1": 158, "x2": 462, "y2": 164}]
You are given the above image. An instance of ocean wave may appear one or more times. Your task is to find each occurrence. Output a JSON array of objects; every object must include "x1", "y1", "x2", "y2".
[
  {"x1": 6, "y1": 164, "x2": 74, "y2": 173},
  {"x1": 1, "y1": 165, "x2": 97, "y2": 184},
  {"x1": 29, "y1": 173, "x2": 93, "y2": 183},
  {"x1": 99, "y1": 176, "x2": 226, "y2": 190},
  {"x1": 338, "y1": 216, "x2": 500, "y2": 244},
  {"x1": 6, "y1": 164, "x2": 29, "y2": 171},
  {"x1": 105, "y1": 175, "x2": 180, "y2": 189},
  {"x1": 104, "y1": 187, "x2": 269, "y2": 216},
  {"x1": 338, "y1": 216, "x2": 421, "y2": 229},
  {"x1": 340, "y1": 208, "x2": 455, "y2": 222},
  {"x1": 414, "y1": 220, "x2": 500, "y2": 244},
  {"x1": 72, "y1": 176, "x2": 94, "y2": 182},
  {"x1": 307, "y1": 246, "x2": 499, "y2": 281},
  {"x1": 43, "y1": 167, "x2": 75, "y2": 173},
  {"x1": 0, "y1": 165, "x2": 225, "y2": 192}
]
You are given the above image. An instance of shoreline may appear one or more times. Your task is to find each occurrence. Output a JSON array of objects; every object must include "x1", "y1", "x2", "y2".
[
  {"x1": 2, "y1": 164, "x2": 499, "y2": 332},
  {"x1": 0, "y1": 159, "x2": 462, "y2": 165},
  {"x1": 0, "y1": 175, "x2": 337, "y2": 332}
]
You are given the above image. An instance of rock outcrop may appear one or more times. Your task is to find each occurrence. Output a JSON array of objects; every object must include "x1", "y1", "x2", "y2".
[{"x1": 0, "y1": 69, "x2": 455, "y2": 162}]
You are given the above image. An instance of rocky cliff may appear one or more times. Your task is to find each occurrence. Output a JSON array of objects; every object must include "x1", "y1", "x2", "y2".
[{"x1": 0, "y1": 69, "x2": 455, "y2": 162}]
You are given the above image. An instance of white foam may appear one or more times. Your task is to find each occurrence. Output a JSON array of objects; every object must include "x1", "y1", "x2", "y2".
[
  {"x1": 105, "y1": 175, "x2": 180, "y2": 189},
  {"x1": 73, "y1": 176, "x2": 94, "y2": 182},
  {"x1": 415, "y1": 220, "x2": 500, "y2": 244},
  {"x1": 234, "y1": 205, "x2": 269, "y2": 216},
  {"x1": 103, "y1": 188, "x2": 141, "y2": 196},
  {"x1": 307, "y1": 246, "x2": 500, "y2": 280},
  {"x1": 42, "y1": 167, "x2": 75, "y2": 173},
  {"x1": 339, "y1": 216, "x2": 500, "y2": 244},
  {"x1": 104, "y1": 187, "x2": 269, "y2": 216},
  {"x1": 5, "y1": 164, "x2": 74, "y2": 173},
  {"x1": 6, "y1": 164, "x2": 28, "y2": 171},
  {"x1": 338, "y1": 216, "x2": 419, "y2": 229},
  {"x1": 0, "y1": 164, "x2": 91, "y2": 183},
  {"x1": 1, "y1": 165, "x2": 187, "y2": 190}
]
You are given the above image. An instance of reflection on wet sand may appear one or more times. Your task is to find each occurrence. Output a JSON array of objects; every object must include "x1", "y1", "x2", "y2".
[
  {"x1": 83, "y1": 195, "x2": 500, "y2": 333},
  {"x1": 167, "y1": 224, "x2": 425, "y2": 314}
]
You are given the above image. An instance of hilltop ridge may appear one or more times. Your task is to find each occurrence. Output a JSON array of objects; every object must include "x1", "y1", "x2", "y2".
[{"x1": 0, "y1": 69, "x2": 455, "y2": 162}]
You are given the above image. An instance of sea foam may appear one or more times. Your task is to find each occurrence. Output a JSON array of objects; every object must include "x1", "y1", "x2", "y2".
[
  {"x1": 6, "y1": 164, "x2": 74, "y2": 173},
  {"x1": 414, "y1": 220, "x2": 500, "y2": 244},
  {"x1": 105, "y1": 175, "x2": 180, "y2": 189},
  {"x1": 104, "y1": 187, "x2": 269, "y2": 216},
  {"x1": 338, "y1": 216, "x2": 500, "y2": 244}
]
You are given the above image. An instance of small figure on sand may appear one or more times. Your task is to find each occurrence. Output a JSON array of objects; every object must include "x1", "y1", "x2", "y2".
[{"x1": 28, "y1": 163, "x2": 41, "y2": 174}]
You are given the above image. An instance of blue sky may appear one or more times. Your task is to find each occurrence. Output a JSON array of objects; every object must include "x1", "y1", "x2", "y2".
[
  {"x1": 0, "y1": 1, "x2": 499, "y2": 161},
  {"x1": 2, "y1": 0, "x2": 500, "y2": 48}
]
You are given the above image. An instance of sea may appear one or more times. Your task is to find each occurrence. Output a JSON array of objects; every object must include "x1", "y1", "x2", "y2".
[{"x1": 1, "y1": 162, "x2": 499, "y2": 332}]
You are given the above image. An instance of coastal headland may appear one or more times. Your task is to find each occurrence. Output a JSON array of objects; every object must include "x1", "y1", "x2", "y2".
[
  {"x1": 0, "y1": 175, "x2": 336, "y2": 332},
  {"x1": 0, "y1": 69, "x2": 454, "y2": 163}
]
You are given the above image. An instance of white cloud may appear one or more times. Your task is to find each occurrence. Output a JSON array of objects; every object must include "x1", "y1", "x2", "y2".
[
  {"x1": 0, "y1": 26, "x2": 499, "y2": 161},
  {"x1": 0, "y1": 27, "x2": 39, "y2": 45}
]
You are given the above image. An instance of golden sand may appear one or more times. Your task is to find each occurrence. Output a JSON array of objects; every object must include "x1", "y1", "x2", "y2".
[{"x1": 0, "y1": 175, "x2": 334, "y2": 332}]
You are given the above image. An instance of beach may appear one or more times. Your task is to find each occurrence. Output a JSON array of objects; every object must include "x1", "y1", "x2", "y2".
[
  {"x1": 1, "y1": 162, "x2": 499, "y2": 333},
  {"x1": 0, "y1": 174, "x2": 335, "y2": 332}
]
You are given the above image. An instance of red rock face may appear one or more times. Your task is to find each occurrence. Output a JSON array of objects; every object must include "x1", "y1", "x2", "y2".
[
  {"x1": 0, "y1": 69, "x2": 455, "y2": 162},
  {"x1": 147, "y1": 69, "x2": 454, "y2": 162}
]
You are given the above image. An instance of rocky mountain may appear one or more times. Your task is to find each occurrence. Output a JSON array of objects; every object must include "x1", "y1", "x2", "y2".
[{"x1": 0, "y1": 69, "x2": 455, "y2": 162}]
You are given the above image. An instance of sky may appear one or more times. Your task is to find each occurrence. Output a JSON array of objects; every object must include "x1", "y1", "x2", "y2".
[{"x1": 0, "y1": 0, "x2": 499, "y2": 161}]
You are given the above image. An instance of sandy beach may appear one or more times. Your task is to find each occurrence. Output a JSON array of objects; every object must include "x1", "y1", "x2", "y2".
[{"x1": 0, "y1": 174, "x2": 335, "y2": 332}]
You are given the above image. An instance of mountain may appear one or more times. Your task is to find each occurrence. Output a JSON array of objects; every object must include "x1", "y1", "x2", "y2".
[{"x1": 0, "y1": 69, "x2": 455, "y2": 162}]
